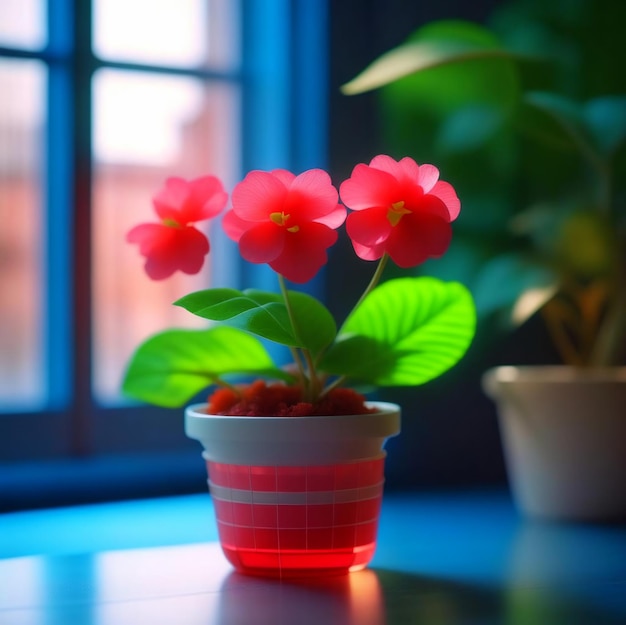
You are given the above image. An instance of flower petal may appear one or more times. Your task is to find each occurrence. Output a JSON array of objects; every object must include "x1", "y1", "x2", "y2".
[
  {"x1": 222, "y1": 209, "x2": 248, "y2": 242},
  {"x1": 164, "y1": 226, "x2": 210, "y2": 275},
  {"x1": 416, "y1": 164, "x2": 440, "y2": 193},
  {"x1": 228, "y1": 167, "x2": 342, "y2": 276},
  {"x1": 284, "y1": 169, "x2": 339, "y2": 220},
  {"x1": 339, "y1": 164, "x2": 397, "y2": 210},
  {"x1": 315, "y1": 203, "x2": 346, "y2": 228},
  {"x1": 239, "y1": 222, "x2": 285, "y2": 263},
  {"x1": 152, "y1": 177, "x2": 191, "y2": 223},
  {"x1": 128, "y1": 222, "x2": 209, "y2": 280},
  {"x1": 270, "y1": 222, "x2": 338, "y2": 283},
  {"x1": 270, "y1": 169, "x2": 297, "y2": 187},
  {"x1": 412, "y1": 192, "x2": 453, "y2": 222},
  {"x1": 127, "y1": 223, "x2": 165, "y2": 254},
  {"x1": 232, "y1": 171, "x2": 288, "y2": 221},
  {"x1": 184, "y1": 176, "x2": 228, "y2": 222},
  {"x1": 429, "y1": 180, "x2": 461, "y2": 221},
  {"x1": 350, "y1": 238, "x2": 387, "y2": 262},
  {"x1": 346, "y1": 207, "x2": 391, "y2": 247},
  {"x1": 397, "y1": 156, "x2": 422, "y2": 181},
  {"x1": 152, "y1": 175, "x2": 227, "y2": 225},
  {"x1": 386, "y1": 213, "x2": 452, "y2": 268},
  {"x1": 368, "y1": 154, "x2": 406, "y2": 178}
]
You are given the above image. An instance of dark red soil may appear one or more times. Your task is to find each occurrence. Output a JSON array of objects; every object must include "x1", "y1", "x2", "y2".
[{"x1": 207, "y1": 380, "x2": 374, "y2": 416}]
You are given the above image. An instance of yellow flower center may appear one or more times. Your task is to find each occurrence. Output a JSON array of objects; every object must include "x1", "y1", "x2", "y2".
[
  {"x1": 387, "y1": 201, "x2": 411, "y2": 227},
  {"x1": 270, "y1": 211, "x2": 300, "y2": 233}
]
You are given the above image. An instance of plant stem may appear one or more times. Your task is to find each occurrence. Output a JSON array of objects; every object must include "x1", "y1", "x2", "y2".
[
  {"x1": 288, "y1": 346, "x2": 307, "y2": 380},
  {"x1": 278, "y1": 273, "x2": 297, "y2": 330},
  {"x1": 590, "y1": 294, "x2": 626, "y2": 366},
  {"x1": 591, "y1": 241, "x2": 626, "y2": 365},
  {"x1": 597, "y1": 164, "x2": 612, "y2": 217},
  {"x1": 302, "y1": 350, "x2": 321, "y2": 402},
  {"x1": 212, "y1": 376, "x2": 243, "y2": 395},
  {"x1": 320, "y1": 375, "x2": 347, "y2": 397},
  {"x1": 541, "y1": 299, "x2": 584, "y2": 366},
  {"x1": 344, "y1": 254, "x2": 389, "y2": 322},
  {"x1": 278, "y1": 274, "x2": 318, "y2": 398}
]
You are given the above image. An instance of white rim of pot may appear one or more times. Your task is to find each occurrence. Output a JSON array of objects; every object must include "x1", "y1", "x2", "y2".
[
  {"x1": 185, "y1": 401, "x2": 401, "y2": 466},
  {"x1": 483, "y1": 365, "x2": 626, "y2": 395}
]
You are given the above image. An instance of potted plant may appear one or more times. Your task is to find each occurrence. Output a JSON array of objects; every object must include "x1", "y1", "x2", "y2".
[
  {"x1": 341, "y1": 1, "x2": 626, "y2": 521},
  {"x1": 122, "y1": 154, "x2": 476, "y2": 577}
]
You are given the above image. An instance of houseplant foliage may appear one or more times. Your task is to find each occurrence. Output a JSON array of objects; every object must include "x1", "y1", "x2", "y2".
[
  {"x1": 342, "y1": 0, "x2": 626, "y2": 368},
  {"x1": 122, "y1": 155, "x2": 476, "y2": 412},
  {"x1": 120, "y1": 155, "x2": 477, "y2": 576},
  {"x1": 340, "y1": 2, "x2": 626, "y2": 521}
]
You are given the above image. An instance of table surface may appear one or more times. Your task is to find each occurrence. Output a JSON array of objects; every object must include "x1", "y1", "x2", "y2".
[{"x1": 1, "y1": 490, "x2": 625, "y2": 625}]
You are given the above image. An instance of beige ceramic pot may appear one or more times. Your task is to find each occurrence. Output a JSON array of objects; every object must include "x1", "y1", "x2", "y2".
[{"x1": 483, "y1": 366, "x2": 626, "y2": 522}]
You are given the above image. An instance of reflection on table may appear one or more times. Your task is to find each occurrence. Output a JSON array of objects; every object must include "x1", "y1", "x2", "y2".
[{"x1": 1, "y1": 491, "x2": 625, "y2": 624}]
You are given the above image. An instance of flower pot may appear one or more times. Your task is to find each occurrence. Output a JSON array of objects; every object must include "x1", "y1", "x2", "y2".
[
  {"x1": 185, "y1": 401, "x2": 401, "y2": 577},
  {"x1": 483, "y1": 366, "x2": 626, "y2": 521}
]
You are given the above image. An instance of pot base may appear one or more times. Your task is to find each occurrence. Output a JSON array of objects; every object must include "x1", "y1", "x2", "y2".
[
  {"x1": 221, "y1": 543, "x2": 375, "y2": 578},
  {"x1": 208, "y1": 458, "x2": 384, "y2": 577}
]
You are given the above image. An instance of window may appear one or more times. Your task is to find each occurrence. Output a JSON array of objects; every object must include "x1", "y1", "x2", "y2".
[
  {"x1": 0, "y1": 57, "x2": 46, "y2": 411},
  {"x1": 0, "y1": 0, "x2": 328, "y2": 501}
]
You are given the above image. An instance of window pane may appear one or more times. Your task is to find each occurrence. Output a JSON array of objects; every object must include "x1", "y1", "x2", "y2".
[
  {"x1": 92, "y1": 69, "x2": 240, "y2": 404},
  {"x1": 93, "y1": 0, "x2": 240, "y2": 70},
  {"x1": 0, "y1": 0, "x2": 47, "y2": 50},
  {"x1": 0, "y1": 60, "x2": 46, "y2": 410}
]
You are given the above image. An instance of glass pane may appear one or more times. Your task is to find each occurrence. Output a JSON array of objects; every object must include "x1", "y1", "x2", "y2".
[
  {"x1": 93, "y1": 69, "x2": 240, "y2": 404},
  {"x1": 93, "y1": 0, "x2": 240, "y2": 70},
  {"x1": 0, "y1": 0, "x2": 47, "y2": 50},
  {"x1": 0, "y1": 60, "x2": 46, "y2": 410}
]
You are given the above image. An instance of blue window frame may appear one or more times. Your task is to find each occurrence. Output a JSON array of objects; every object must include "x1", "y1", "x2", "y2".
[{"x1": 0, "y1": 0, "x2": 328, "y2": 508}]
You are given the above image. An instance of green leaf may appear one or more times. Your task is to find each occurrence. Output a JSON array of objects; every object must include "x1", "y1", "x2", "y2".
[
  {"x1": 518, "y1": 92, "x2": 601, "y2": 158},
  {"x1": 437, "y1": 104, "x2": 508, "y2": 153},
  {"x1": 341, "y1": 20, "x2": 527, "y2": 96},
  {"x1": 175, "y1": 288, "x2": 336, "y2": 356},
  {"x1": 321, "y1": 277, "x2": 476, "y2": 386},
  {"x1": 555, "y1": 210, "x2": 618, "y2": 280},
  {"x1": 176, "y1": 288, "x2": 292, "y2": 344},
  {"x1": 122, "y1": 326, "x2": 290, "y2": 408},
  {"x1": 584, "y1": 96, "x2": 626, "y2": 156},
  {"x1": 281, "y1": 290, "x2": 337, "y2": 357},
  {"x1": 472, "y1": 253, "x2": 557, "y2": 322}
]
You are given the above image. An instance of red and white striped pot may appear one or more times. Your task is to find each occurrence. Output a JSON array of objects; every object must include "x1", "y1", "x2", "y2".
[{"x1": 185, "y1": 402, "x2": 400, "y2": 578}]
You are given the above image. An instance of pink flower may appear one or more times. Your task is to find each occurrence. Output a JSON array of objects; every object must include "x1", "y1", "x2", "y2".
[
  {"x1": 127, "y1": 176, "x2": 228, "y2": 280},
  {"x1": 340, "y1": 155, "x2": 460, "y2": 267},
  {"x1": 223, "y1": 168, "x2": 346, "y2": 283}
]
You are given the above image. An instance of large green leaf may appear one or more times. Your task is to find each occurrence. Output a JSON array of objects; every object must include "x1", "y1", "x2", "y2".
[
  {"x1": 321, "y1": 277, "x2": 476, "y2": 386},
  {"x1": 341, "y1": 20, "x2": 526, "y2": 97},
  {"x1": 345, "y1": 21, "x2": 525, "y2": 168},
  {"x1": 175, "y1": 288, "x2": 336, "y2": 356},
  {"x1": 122, "y1": 326, "x2": 290, "y2": 408}
]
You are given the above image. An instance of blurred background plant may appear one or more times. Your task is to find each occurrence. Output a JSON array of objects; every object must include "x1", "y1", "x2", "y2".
[{"x1": 342, "y1": 0, "x2": 626, "y2": 367}]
